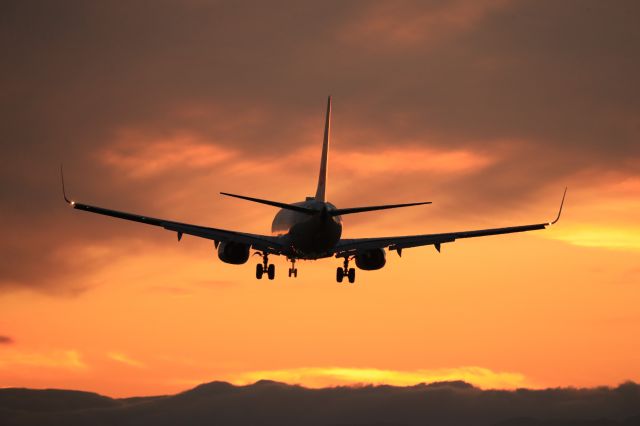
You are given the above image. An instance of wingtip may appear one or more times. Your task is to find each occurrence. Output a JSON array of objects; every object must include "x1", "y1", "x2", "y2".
[
  {"x1": 60, "y1": 164, "x2": 75, "y2": 206},
  {"x1": 549, "y1": 187, "x2": 567, "y2": 225}
]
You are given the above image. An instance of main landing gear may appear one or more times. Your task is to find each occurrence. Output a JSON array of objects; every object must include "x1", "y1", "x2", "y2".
[
  {"x1": 255, "y1": 252, "x2": 275, "y2": 280},
  {"x1": 336, "y1": 257, "x2": 356, "y2": 284},
  {"x1": 288, "y1": 258, "x2": 298, "y2": 278}
]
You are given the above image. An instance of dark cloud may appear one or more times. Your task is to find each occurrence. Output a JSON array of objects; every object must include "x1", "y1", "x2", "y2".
[
  {"x1": 0, "y1": 380, "x2": 639, "y2": 425},
  {"x1": 0, "y1": 335, "x2": 14, "y2": 345},
  {"x1": 2, "y1": 0, "x2": 639, "y2": 291}
]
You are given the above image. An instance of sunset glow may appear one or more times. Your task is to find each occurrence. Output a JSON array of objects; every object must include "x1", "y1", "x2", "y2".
[
  {"x1": 226, "y1": 366, "x2": 530, "y2": 389},
  {"x1": 1, "y1": 1, "x2": 639, "y2": 399}
]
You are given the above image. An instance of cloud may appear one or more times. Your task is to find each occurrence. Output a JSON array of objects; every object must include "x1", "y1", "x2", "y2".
[
  {"x1": 339, "y1": 0, "x2": 508, "y2": 49},
  {"x1": 0, "y1": 336, "x2": 14, "y2": 345},
  {"x1": 226, "y1": 366, "x2": 529, "y2": 389},
  {"x1": 538, "y1": 175, "x2": 640, "y2": 250},
  {"x1": 0, "y1": 349, "x2": 86, "y2": 370},
  {"x1": 107, "y1": 352, "x2": 145, "y2": 368},
  {"x1": 0, "y1": 239, "x2": 134, "y2": 295},
  {"x1": 100, "y1": 131, "x2": 236, "y2": 179},
  {"x1": 328, "y1": 146, "x2": 496, "y2": 176},
  {"x1": 547, "y1": 225, "x2": 640, "y2": 251}
]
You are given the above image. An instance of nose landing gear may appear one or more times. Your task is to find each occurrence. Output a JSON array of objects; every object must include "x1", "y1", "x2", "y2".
[
  {"x1": 336, "y1": 256, "x2": 356, "y2": 283},
  {"x1": 256, "y1": 253, "x2": 275, "y2": 280}
]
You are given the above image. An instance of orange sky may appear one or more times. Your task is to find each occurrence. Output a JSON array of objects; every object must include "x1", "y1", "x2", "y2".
[{"x1": 1, "y1": 1, "x2": 639, "y2": 397}]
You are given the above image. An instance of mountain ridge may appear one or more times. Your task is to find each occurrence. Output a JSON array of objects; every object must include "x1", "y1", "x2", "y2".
[{"x1": 1, "y1": 380, "x2": 638, "y2": 426}]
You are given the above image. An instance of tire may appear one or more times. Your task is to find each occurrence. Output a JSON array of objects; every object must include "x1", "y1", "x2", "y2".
[
  {"x1": 336, "y1": 267, "x2": 344, "y2": 283},
  {"x1": 293, "y1": 269, "x2": 297, "y2": 278},
  {"x1": 256, "y1": 263, "x2": 263, "y2": 280},
  {"x1": 267, "y1": 264, "x2": 275, "y2": 280},
  {"x1": 348, "y1": 268, "x2": 356, "y2": 284},
  {"x1": 288, "y1": 268, "x2": 292, "y2": 277}
]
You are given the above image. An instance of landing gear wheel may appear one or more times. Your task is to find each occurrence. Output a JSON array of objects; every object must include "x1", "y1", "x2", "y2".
[
  {"x1": 256, "y1": 263, "x2": 264, "y2": 280},
  {"x1": 337, "y1": 257, "x2": 354, "y2": 284},
  {"x1": 267, "y1": 264, "x2": 275, "y2": 280},
  {"x1": 347, "y1": 268, "x2": 356, "y2": 284},
  {"x1": 287, "y1": 258, "x2": 298, "y2": 279}
]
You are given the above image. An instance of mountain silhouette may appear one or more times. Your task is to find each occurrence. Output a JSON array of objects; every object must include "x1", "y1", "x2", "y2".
[{"x1": 1, "y1": 380, "x2": 639, "y2": 426}]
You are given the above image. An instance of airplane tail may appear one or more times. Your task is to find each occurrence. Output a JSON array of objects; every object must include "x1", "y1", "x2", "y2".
[
  {"x1": 314, "y1": 96, "x2": 331, "y2": 202},
  {"x1": 220, "y1": 96, "x2": 431, "y2": 216}
]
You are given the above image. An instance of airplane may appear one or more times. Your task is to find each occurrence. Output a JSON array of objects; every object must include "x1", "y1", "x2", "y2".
[{"x1": 61, "y1": 96, "x2": 566, "y2": 284}]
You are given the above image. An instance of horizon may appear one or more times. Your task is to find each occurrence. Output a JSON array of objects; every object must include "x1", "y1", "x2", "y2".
[
  {"x1": 3, "y1": 377, "x2": 639, "y2": 399},
  {"x1": 2, "y1": 380, "x2": 639, "y2": 426}
]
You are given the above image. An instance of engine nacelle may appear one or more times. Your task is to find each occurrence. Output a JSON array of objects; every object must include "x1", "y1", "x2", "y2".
[
  {"x1": 355, "y1": 248, "x2": 386, "y2": 270},
  {"x1": 217, "y1": 241, "x2": 250, "y2": 264}
]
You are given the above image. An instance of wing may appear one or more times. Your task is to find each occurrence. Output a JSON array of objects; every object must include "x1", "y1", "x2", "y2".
[
  {"x1": 61, "y1": 170, "x2": 288, "y2": 256},
  {"x1": 334, "y1": 189, "x2": 567, "y2": 257}
]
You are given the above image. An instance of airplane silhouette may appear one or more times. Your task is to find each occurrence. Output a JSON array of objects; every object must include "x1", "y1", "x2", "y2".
[{"x1": 62, "y1": 96, "x2": 566, "y2": 283}]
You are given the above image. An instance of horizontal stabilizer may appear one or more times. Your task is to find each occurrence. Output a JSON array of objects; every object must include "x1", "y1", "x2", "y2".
[
  {"x1": 220, "y1": 193, "x2": 431, "y2": 217},
  {"x1": 331, "y1": 201, "x2": 431, "y2": 216},
  {"x1": 220, "y1": 192, "x2": 316, "y2": 215}
]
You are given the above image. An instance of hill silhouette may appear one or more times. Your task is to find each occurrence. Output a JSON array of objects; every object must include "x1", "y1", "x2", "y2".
[{"x1": 1, "y1": 380, "x2": 639, "y2": 426}]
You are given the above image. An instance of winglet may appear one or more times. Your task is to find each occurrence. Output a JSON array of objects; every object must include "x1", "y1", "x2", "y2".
[
  {"x1": 60, "y1": 165, "x2": 75, "y2": 206},
  {"x1": 549, "y1": 187, "x2": 567, "y2": 225}
]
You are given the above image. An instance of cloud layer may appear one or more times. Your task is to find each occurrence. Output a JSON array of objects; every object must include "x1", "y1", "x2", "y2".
[{"x1": 2, "y1": 0, "x2": 640, "y2": 291}]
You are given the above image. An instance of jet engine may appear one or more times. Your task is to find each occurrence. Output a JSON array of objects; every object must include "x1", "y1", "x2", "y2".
[
  {"x1": 355, "y1": 248, "x2": 386, "y2": 270},
  {"x1": 217, "y1": 241, "x2": 251, "y2": 264}
]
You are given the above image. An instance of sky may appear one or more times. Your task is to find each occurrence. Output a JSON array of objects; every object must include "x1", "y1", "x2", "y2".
[{"x1": 1, "y1": 0, "x2": 639, "y2": 397}]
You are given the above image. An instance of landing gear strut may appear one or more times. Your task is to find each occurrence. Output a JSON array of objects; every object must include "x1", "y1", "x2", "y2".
[
  {"x1": 288, "y1": 258, "x2": 298, "y2": 278},
  {"x1": 336, "y1": 257, "x2": 356, "y2": 284},
  {"x1": 256, "y1": 253, "x2": 275, "y2": 280}
]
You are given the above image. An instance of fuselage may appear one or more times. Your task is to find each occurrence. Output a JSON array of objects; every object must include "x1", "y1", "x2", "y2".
[{"x1": 271, "y1": 197, "x2": 342, "y2": 259}]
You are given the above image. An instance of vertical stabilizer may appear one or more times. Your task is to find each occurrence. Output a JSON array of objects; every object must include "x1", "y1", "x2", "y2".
[{"x1": 315, "y1": 96, "x2": 331, "y2": 202}]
